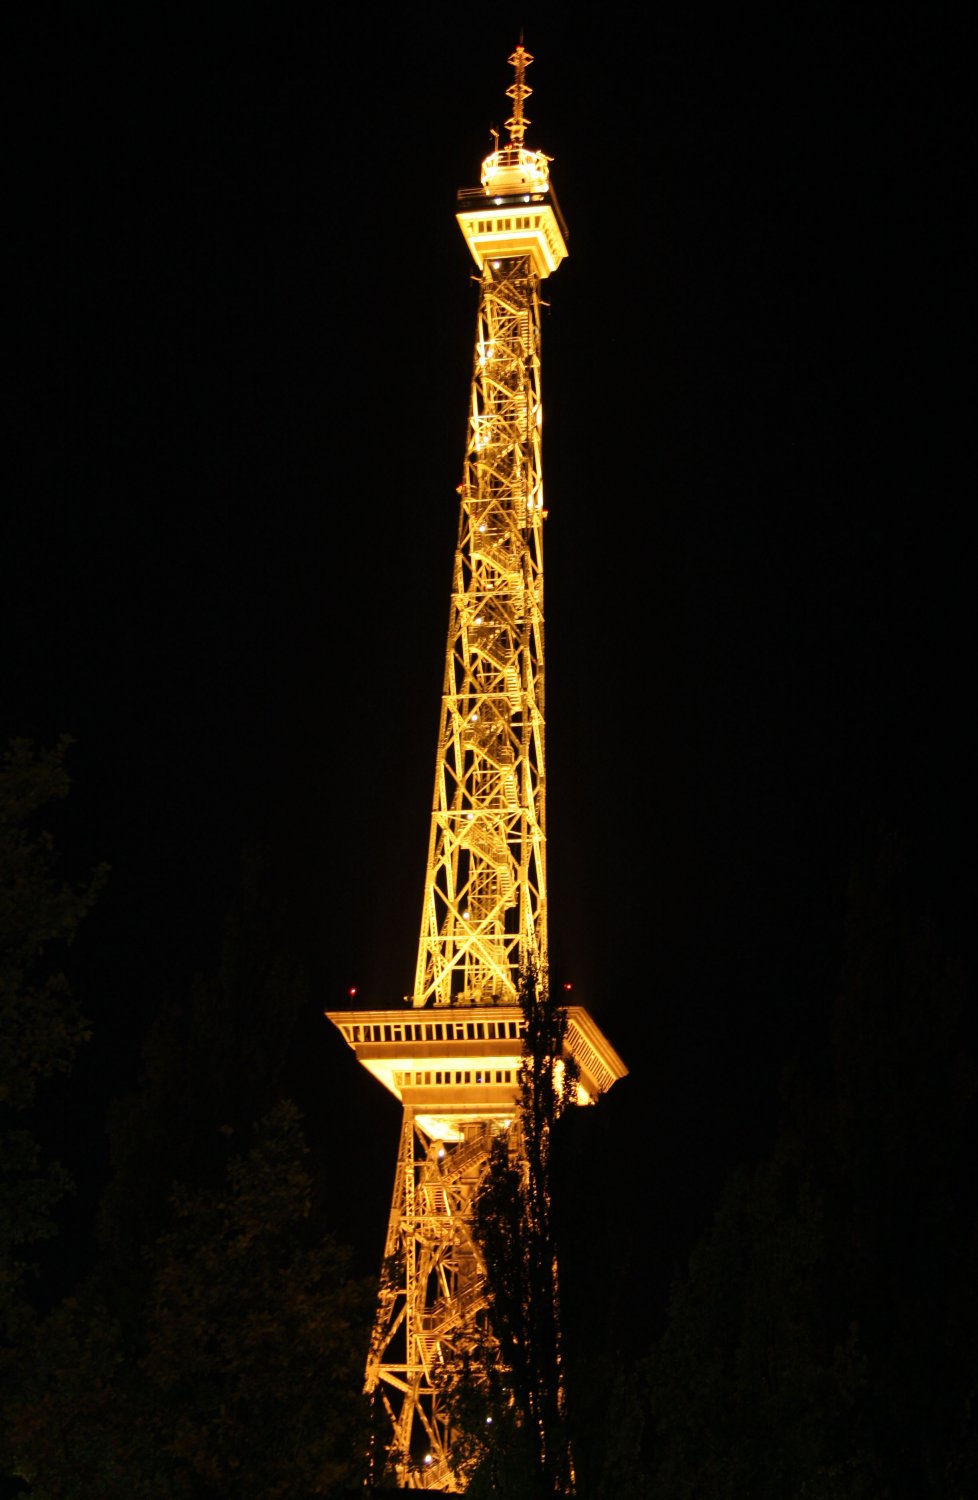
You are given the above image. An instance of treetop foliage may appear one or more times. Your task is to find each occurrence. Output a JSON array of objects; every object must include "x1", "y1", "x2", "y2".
[
  {"x1": 459, "y1": 962, "x2": 579, "y2": 1497},
  {"x1": 8, "y1": 1101, "x2": 375, "y2": 1497},
  {"x1": 1, "y1": 736, "x2": 106, "y2": 1339},
  {"x1": 0, "y1": 737, "x2": 107, "y2": 1113}
]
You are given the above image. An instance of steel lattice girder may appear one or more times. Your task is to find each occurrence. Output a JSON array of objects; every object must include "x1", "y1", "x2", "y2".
[
  {"x1": 413, "y1": 257, "x2": 547, "y2": 1011},
  {"x1": 322, "y1": 49, "x2": 632, "y2": 1495},
  {"x1": 367, "y1": 1113, "x2": 505, "y2": 1491}
]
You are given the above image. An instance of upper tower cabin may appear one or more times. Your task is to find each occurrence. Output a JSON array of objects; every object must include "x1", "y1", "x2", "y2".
[{"x1": 456, "y1": 43, "x2": 568, "y2": 278}]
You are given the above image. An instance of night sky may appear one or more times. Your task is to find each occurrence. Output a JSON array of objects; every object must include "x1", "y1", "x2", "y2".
[{"x1": 5, "y1": 10, "x2": 973, "y2": 1305}]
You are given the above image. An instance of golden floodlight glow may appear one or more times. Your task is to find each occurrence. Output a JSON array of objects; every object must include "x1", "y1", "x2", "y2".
[{"x1": 326, "y1": 42, "x2": 625, "y2": 1491}]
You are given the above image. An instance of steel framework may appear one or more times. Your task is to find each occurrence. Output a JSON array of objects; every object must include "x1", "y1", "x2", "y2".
[
  {"x1": 414, "y1": 248, "x2": 547, "y2": 1010},
  {"x1": 327, "y1": 46, "x2": 626, "y2": 1492}
]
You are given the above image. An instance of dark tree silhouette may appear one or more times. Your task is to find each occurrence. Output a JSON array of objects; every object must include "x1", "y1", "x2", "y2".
[
  {"x1": 0, "y1": 737, "x2": 106, "y2": 1484},
  {"x1": 641, "y1": 833, "x2": 977, "y2": 1499},
  {"x1": 459, "y1": 963, "x2": 578, "y2": 1497},
  {"x1": 96, "y1": 845, "x2": 312, "y2": 1295},
  {"x1": 8, "y1": 1102, "x2": 375, "y2": 1498}
]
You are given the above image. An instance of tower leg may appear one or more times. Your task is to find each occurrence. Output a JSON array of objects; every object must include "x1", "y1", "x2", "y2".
[{"x1": 367, "y1": 1111, "x2": 505, "y2": 1491}]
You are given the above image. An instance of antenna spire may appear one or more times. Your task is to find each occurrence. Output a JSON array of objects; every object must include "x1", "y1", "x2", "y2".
[
  {"x1": 477, "y1": 41, "x2": 553, "y2": 198},
  {"x1": 505, "y1": 42, "x2": 534, "y2": 151}
]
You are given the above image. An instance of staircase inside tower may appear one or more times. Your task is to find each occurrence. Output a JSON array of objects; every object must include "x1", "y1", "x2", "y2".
[{"x1": 367, "y1": 1118, "x2": 503, "y2": 1491}]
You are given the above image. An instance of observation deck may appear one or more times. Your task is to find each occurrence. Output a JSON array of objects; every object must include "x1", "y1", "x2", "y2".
[
  {"x1": 456, "y1": 145, "x2": 569, "y2": 277},
  {"x1": 326, "y1": 1003, "x2": 627, "y2": 1141}
]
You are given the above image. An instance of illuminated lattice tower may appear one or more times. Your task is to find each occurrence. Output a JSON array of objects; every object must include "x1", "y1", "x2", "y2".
[{"x1": 328, "y1": 45, "x2": 626, "y2": 1492}]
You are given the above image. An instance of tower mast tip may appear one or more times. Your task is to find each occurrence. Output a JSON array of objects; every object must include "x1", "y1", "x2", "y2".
[{"x1": 480, "y1": 41, "x2": 552, "y2": 197}]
